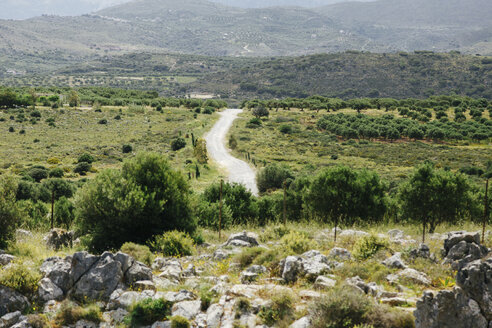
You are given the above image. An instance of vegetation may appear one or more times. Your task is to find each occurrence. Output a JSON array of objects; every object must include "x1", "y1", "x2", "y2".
[
  {"x1": 54, "y1": 301, "x2": 102, "y2": 326},
  {"x1": 0, "y1": 262, "x2": 41, "y2": 297},
  {"x1": 148, "y1": 230, "x2": 195, "y2": 258},
  {"x1": 126, "y1": 298, "x2": 172, "y2": 327},
  {"x1": 0, "y1": 175, "x2": 22, "y2": 248},
  {"x1": 120, "y1": 242, "x2": 154, "y2": 266}
]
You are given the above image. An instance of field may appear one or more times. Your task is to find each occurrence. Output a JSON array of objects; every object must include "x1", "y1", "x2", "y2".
[
  {"x1": 0, "y1": 104, "x2": 220, "y2": 191},
  {"x1": 228, "y1": 107, "x2": 491, "y2": 186}
]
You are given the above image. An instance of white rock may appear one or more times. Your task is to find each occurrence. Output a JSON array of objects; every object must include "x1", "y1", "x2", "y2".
[{"x1": 172, "y1": 300, "x2": 202, "y2": 320}]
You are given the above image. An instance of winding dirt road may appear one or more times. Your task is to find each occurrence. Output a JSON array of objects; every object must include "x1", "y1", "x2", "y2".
[{"x1": 205, "y1": 108, "x2": 259, "y2": 195}]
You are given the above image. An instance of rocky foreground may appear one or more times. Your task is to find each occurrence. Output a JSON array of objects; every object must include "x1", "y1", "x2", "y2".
[{"x1": 0, "y1": 230, "x2": 491, "y2": 328}]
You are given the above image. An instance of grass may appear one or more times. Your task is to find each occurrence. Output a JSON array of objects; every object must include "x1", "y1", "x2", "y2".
[
  {"x1": 229, "y1": 108, "x2": 491, "y2": 185},
  {"x1": 0, "y1": 105, "x2": 219, "y2": 192}
]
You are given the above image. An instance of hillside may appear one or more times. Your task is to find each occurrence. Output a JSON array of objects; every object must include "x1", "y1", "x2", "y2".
[
  {"x1": 1, "y1": 0, "x2": 492, "y2": 74},
  {"x1": 189, "y1": 52, "x2": 492, "y2": 99}
]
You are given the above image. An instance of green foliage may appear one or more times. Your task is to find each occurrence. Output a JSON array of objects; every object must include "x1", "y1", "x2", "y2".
[
  {"x1": 78, "y1": 153, "x2": 95, "y2": 164},
  {"x1": 54, "y1": 196, "x2": 75, "y2": 230},
  {"x1": 202, "y1": 182, "x2": 258, "y2": 225},
  {"x1": 122, "y1": 144, "x2": 133, "y2": 153},
  {"x1": 279, "y1": 124, "x2": 293, "y2": 134},
  {"x1": 280, "y1": 231, "x2": 317, "y2": 255},
  {"x1": 305, "y1": 166, "x2": 387, "y2": 239},
  {"x1": 49, "y1": 167, "x2": 64, "y2": 178},
  {"x1": 246, "y1": 117, "x2": 262, "y2": 128},
  {"x1": 120, "y1": 242, "x2": 154, "y2": 266},
  {"x1": 256, "y1": 163, "x2": 293, "y2": 193},
  {"x1": 234, "y1": 247, "x2": 266, "y2": 269},
  {"x1": 27, "y1": 167, "x2": 49, "y2": 183},
  {"x1": 199, "y1": 285, "x2": 218, "y2": 311},
  {"x1": 42, "y1": 178, "x2": 74, "y2": 200},
  {"x1": 196, "y1": 200, "x2": 233, "y2": 230},
  {"x1": 126, "y1": 298, "x2": 172, "y2": 327},
  {"x1": 149, "y1": 230, "x2": 195, "y2": 257},
  {"x1": 0, "y1": 262, "x2": 41, "y2": 296},
  {"x1": 54, "y1": 301, "x2": 102, "y2": 326},
  {"x1": 352, "y1": 235, "x2": 390, "y2": 260},
  {"x1": 75, "y1": 152, "x2": 195, "y2": 252},
  {"x1": 0, "y1": 175, "x2": 23, "y2": 248},
  {"x1": 398, "y1": 163, "x2": 475, "y2": 237},
  {"x1": 194, "y1": 138, "x2": 208, "y2": 164},
  {"x1": 260, "y1": 225, "x2": 292, "y2": 242},
  {"x1": 74, "y1": 162, "x2": 92, "y2": 175},
  {"x1": 171, "y1": 316, "x2": 191, "y2": 328},
  {"x1": 171, "y1": 137, "x2": 187, "y2": 151},
  {"x1": 310, "y1": 287, "x2": 414, "y2": 328},
  {"x1": 68, "y1": 90, "x2": 80, "y2": 108},
  {"x1": 252, "y1": 106, "x2": 269, "y2": 118},
  {"x1": 258, "y1": 290, "x2": 295, "y2": 326}
]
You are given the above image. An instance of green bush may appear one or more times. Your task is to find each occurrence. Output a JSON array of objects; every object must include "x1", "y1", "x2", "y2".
[
  {"x1": 171, "y1": 137, "x2": 187, "y2": 151},
  {"x1": 352, "y1": 235, "x2": 390, "y2": 260},
  {"x1": 171, "y1": 316, "x2": 190, "y2": 328},
  {"x1": 54, "y1": 197, "x2": 75, "y2": 230},
  {"x1": 196, "y1": 200, "x2": 233, "y2": 230},
  {"x1": 279, "y1": 124, "x2": 293, "y2": 134},
  {"x1": 258, "y1": 290, "x2": 295, "y2": 326},
  {"x1": 74, "y1": 162, "x2": 91, "y2": 175},
  {"x1": 27, "y1": 167, "x2": 49, "y2": 182},
  {"x1": 310, "y1": 287, "x2": 414, "y2": 328},
  {"x1": 54, "y1": 301, "x2": 102, "y2": 326},
  {"x1": 75, "y1": 152, "x2": 195, "y2": 252},
  {"x1": 126, "y1": 298, "x2": 172, "y2": 327},
  {"x1": 122, "y1": 144, "x2": 133, "y2": 153},
  {"x1": 234, "y1": 247, "x2": 266, "y2": 269},
  {"x1": 199, "y1": 284, "x2": 218, "y2": 311},
  {"x1": 246, "y1": 117, "x2": 262, "y2": 128},
  {"x1": 280, "y1": 231, "x2": 317, "y2": 255},
  {"x1": 0, "y1": 175, "x2": 23, "y2": 248},
  {"x1": 149, "y1": 230, "x2": 195, "y2": 257},
  {"x1": 256, "y1": 163, "x2": 293, "y2": 193},
  {"x1": 0, "y1": 262, "x2": 41, "y2": 296},
  {"x1": 49, "y1": 167, "x2": 64, "y2": 178},
  {"x1": 120, "y1": 242, "x2": 154, "y2": 266},
  {"x1": 260, "y1": 225, "x2": 292, "y2": 242},
  {"x1": 77, "y1": 153, "x2": 94, "y2": 164},
  {"x1": 27, "y1": 314, "x2": 50, "y2": 328}
]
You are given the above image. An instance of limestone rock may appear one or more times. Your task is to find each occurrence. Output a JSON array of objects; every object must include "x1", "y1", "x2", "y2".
[
  {"x1": 223, "y1": 232, "x2": 259, "y2": 248},
  {"x1": 44, "y1": 228, "x2": 73, "y2": 250},
  {"x1": 289, "y1": 316, "x2": 311, "y2": 328},
  {"x1": 397, "y1": 268, "x2": 430, "y2": 286},
  {"x1": 241, "y1": 265, "x2": 267, "y2": 284},
  {"x1": 40, "y1": 256, "x2": 72, "y2": 293},
  {"x1": 206, "y1": 303, "x2": 224, "y2": 328},
  {"x1": 281, "y1": 256, "x2": 303, "y2": 283},
  {"x1": 0, "y1": 311, "x2": 22, "y2": 328},
  {"x1": 382, "y1": 252, "x2": 406, "y2": 269},
  {"x1": 0, "y1": 286, "x2": 30, "y2": 317},
  {"x1": 0, "y1": 254, "x2": 15, "y2": 266},
  {"x1": 37, "y1": 278, "x2": 64, "y2": 303},
  {"x1": 171, "y1": 300, "x2": 202, "y2": 320},
  {"x1": 314, "y1": 276, "x2": 336, "y2": 289},
  {"x1": 328, "y1": 247, "x2": 351, "y2": 260}
]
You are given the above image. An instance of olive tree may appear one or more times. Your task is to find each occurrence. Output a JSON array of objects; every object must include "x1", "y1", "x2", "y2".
[{"x1": 0, "y1": 176, "x2": 23, "y2": 248}]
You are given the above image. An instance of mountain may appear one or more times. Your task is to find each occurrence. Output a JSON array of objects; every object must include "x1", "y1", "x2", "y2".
[
  {"x1": 208, "y1": 0, "x2": 375, "y2": 8},
  {"x1": 0, "y1": 0, "x2": 492, "y2": 75}
]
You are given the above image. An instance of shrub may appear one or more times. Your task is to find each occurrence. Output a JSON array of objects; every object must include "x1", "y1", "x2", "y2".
[
  {"x1": 280, "y1": 231, "x2": 317, "y2": 255},
  {"x1": 122, "y1": 144, "x2": 133, "y2": 153},
  {"x1": 54, "y1": 197, "x2": 75, "y2": 230},
  {"x1": 199, "y1": 284, "x2": 218, "y2": 311},
  {"x1": 0, "y1": 176, "x2": 23, "y2": 248},
  {"x1": 149, "y1": 230, "x2": 195, "y2": 257},
  {"x1": 279, "y1": 124, "x2": 293, "y2": 134},
  {"x1": 352, "y1": 235, "x2": 390, "y2": 260},
  {"x1": 27, "y1": 314, "x2": 50, "y2": 328},
  {"x1": 171, "y1": 316, "x2": 190, "y2": 328},
  {"x1": 75, "y1": 152, "x2": 195, "y2": 252},
  {"x1": 126, "y1": 298, "x2": 172, "y2": 327},
  {"x1": 49, "y1": 167, "x2": 64, "y2": 178},
  {"x1": 77, "y1": 153, "x2": 94, "y2": 164},
  {"x1": 196, "y1": 200, "x2": 233, "y2": 230},
  {"x1": 98, "y1": 119, "x2": 108, "y2": 125},
  {"x1": 54, "y1": 301, "x2": 102, "y2": 326},
  {"x1": 27, "y1": 167, "x2": 49, "y2": 182},
  {"x1": 47, "y1": 157, "x2": 60, "y2": 165},
  {"x1": 234, "y1": 247, "x2": 266, "y2": 269},
  {"x1": 260, "y1": 225, "x2": 292, "y2": 242},
  {"x1": 74, "y1": 162, "x2": 91, "y2": 175},
  {"x1": 171, "y1": 137, "x2": 186, "y2": 151},
  {"x1": 0, "y1": 262, "x2": 41, "y2": 296},
  {"x1": 120, "y1": 242, "x2": 154, "y2": 266},
  {"x1": 8, "y1": 126, "x2": 14, "y2": 132},
  {"x1": 256, "y1": 163, "x2": 293, "y2": 193},
  {"x1": 310, "y1": 287, "x2": 414, "y2": 328},
  {"x1": 246, "y1": 117, "x2": 262, "y2": 128},
  {"x1": 252, "y1": 106, "x2": 269, "y2": 118},
  {"x1": 258, "y1": 290, "x2": 295, "y2": 326}
]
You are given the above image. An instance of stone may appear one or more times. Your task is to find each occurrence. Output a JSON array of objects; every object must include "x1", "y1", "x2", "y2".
[
  {"x1": 0, "y1": 311, "x2": 22, "y2": 328},
  {"x1": 387, "y1": 229, "x2": 404, "y2": 239},
  {"x1": 171, "y1": 300, "x2": 202, "y2": 320},
  {"x1": 15, "y1": 229, "x2": 33, "y2": 240},
  {"x1": 241, "y1": 265, "x2": 267, "y2": 284},
  {"x1": 124, "y1": 261, "x2": 153, "y2": 285},
  {"x1": 44, "y1": 228, "x2": 73, "y2": 250},
  {"x1": 37, "y1": 278, "x2": 64, "y2": 303},
  {"x1": 206, "y1": 303, "x2": 224, "y2": 328},
  {"x1": 301, "y1": 250, "x2": 332, "y2": 279},
  {"x1": 345, "y1": 276, "x2": 379, "y2": 297},
  {"x1": 0, "y1": 286, "x2": 30, "y2": 317},
  {"x1": 154, "y1": 277, "x2": 177, "y2": 290},
  {"x1": 223, "y1": 232, "x2": 259, "y2": 248},
  {"x1": 444, "y1": 231, "x2": 481, "y2": 254},
  {"x1": 382, "y1": 252, "x2": 407, "y2": 269},
  {"x1": 328, "y1": 247, "x2": 351, "y2": 260},
  {"x1": 70, "y1": 252, "x2": 99, "y2": 283},
  {"x1": 151, "y1": 322, "x2": 172, "y2": 328},
  {"x1": 409, "y1": 244, "x2": 432, "y2": 260},
  {"x1": 213, "y1": 248, "x2": 233, "y2": 261},
  {"x1": 281, "y1": 256, "x2": 303, "y2": 283},
  {"x1": 133, "y1": 280, "x2": 156, "y2": 291},
  {"x1": 71, "y1": 252, "x2": 123, "y2": 302},
  {"x1": 102, "y1": 308, "x2": 128, "y2": 326},
  {"x1": 289, "y1": 316, "x2": 311, "y2": 328},
  {"x1": 0, "y1": 254, "x2": 15, "y2": 266},
  {"x1": 75, "y1": 319, "x2": 98, "y2": 328},
  {"x1": 398, "y1": 268, "x2": 430, "y2": 286},
  {"x1": 40, "y1": 256, "x2": 72, "y2": 293},
  {"x1": 107, "y1": 290, "x2": 155, "y2": 310},
  {"x1": 314, "y1": 276, "x2": 336, "y2": 289},
  {"x1": 445, "y1": 241, "x2": 488, "y2": 270},
  {"x1": 160, "y1": 290, "x2": 196, "y2": 303},
  {"x1": 415, "y1": 289, "x2": 488, "y2": 328},
  {"x1": 9, "y1": 321, "x2": 30, "y2": 328},
  {"x1": 157, "y1": 259, "x2": 182, "y2": 282},
  {"x1": 299, "y1": 290, "x2": 321, "y2": 300}
]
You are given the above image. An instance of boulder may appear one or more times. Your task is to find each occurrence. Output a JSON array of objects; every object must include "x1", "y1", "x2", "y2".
[
  {"x1": 157, "y1": 259, "x2": 182, "y2": 282},
  {"x1": 240, "y1": 265, "x2": 267, "y2": 284},
  {"x1": 124, "y1": 261, "x2": 153, "y2": 285},
  {"x1": 40, "y1": 256, "x2": 72, "y2": 293},
  {"x1": 281, "y1": 256, "x2": 303, "y2": 283},
  {"x1": 0, "y1": 286, "x2": 30, "y2": 317},
  {"x1": 314, "y1": 276, "x2": 336, "y2": 290},
  {"x1": 0, "y1": 254, "x2": 15, "y2": 266},
  {"x1": 171, "y1": 300, "x2": 202, "y2": 320},
  {"x1": 0, "y1": 311, "x2": 22, "y2": 328},
  {"x1": 289, "y1": 316, "x2": 311, "y2": 328},
  {"x1": 223, "y1": 232, "x2": 259, "y2": 248},
  {"x1": 70, "y1": 252, "x2": 123, "y2": 302},
  {"x1": 133, "y1": 280, "x2": 156, "y2": 291},
  {"x1": 409, "y1": 244, "x2": 433, "y2": 260},
  {"x1": 387, "y1": 229, "x2": 404, "y2": 239},
  {"x1": 380, "y1": 297, "x2": 408, "y2": 307},
  {"x1": 70, "y1": 252, "x2": 99, "y2": 283},
  {"x1": 206, "y1": 303, "x2": 224, "y2": 328},
  {"x1": 44, "y1": 228, "x2": 74, "y2": 250},
  {"x1": 397, "y1": 268, "x2": 430, "y2": 286},
  {"x1": 328, "y1": 247, "x2": 351, "y2": 260},
  {"x1": 102, "y1": 308, "x2": 129, "y2": 326},
  {"x1": 160, "y1": 290, "x2": 196, "y2": 303},
  {"x1": 443, "y1": 231, "x2": 480, "y2": 253},
  {"x1": 301, "y1": 250, "x2": 332, "y2": 279},
  {"x1": 382, "y1": 252, "x2": 406, "y2": 269},
  {"x1": 151, "y1": 322, "x2": 172, "y2": 328},
  {"x1": 445, "y1": 241, "x2": 488, "y2": 271},
  {"x1": 107, "y1": 289, "x2": 155, "y2": 310},
  {"x1": 213, "y1": 248, "x2": 234, "y2": 261},
  {"x1": 346, "y1": 276, "x2": 379, "y2": 297},
  {"x1": 37, "y1": 278, "x2": 64, "y2": 303}
]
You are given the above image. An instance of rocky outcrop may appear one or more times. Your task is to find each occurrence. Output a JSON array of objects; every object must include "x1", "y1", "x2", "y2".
[
  {"x1": 240, "y1": 265, "x2": 268, "y2": 284},
  {"x1": 382, "y1": 252, "x2": 407, "y2": 269},
  {"x1": 442, "y1": 231, "x2": 488, "y2": 270},
  {"x1": 280, "y1": 250, "x2": 338, "y2": 283},
  {"x1": 0, "y1": 286, "x2": 30, "y2": 317},
  {"x1": 44, "y1": 229, "x2": 74, "y2": 250},
  {"x1": 223, "y1": 232, "x2": 259, "y2": 248},
  {"x1": 415, "y1": 258, "x2": 492, "y2": 328},
  {"x1": 0, "y1": 254, "x2": 15, "y2": 266}
]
